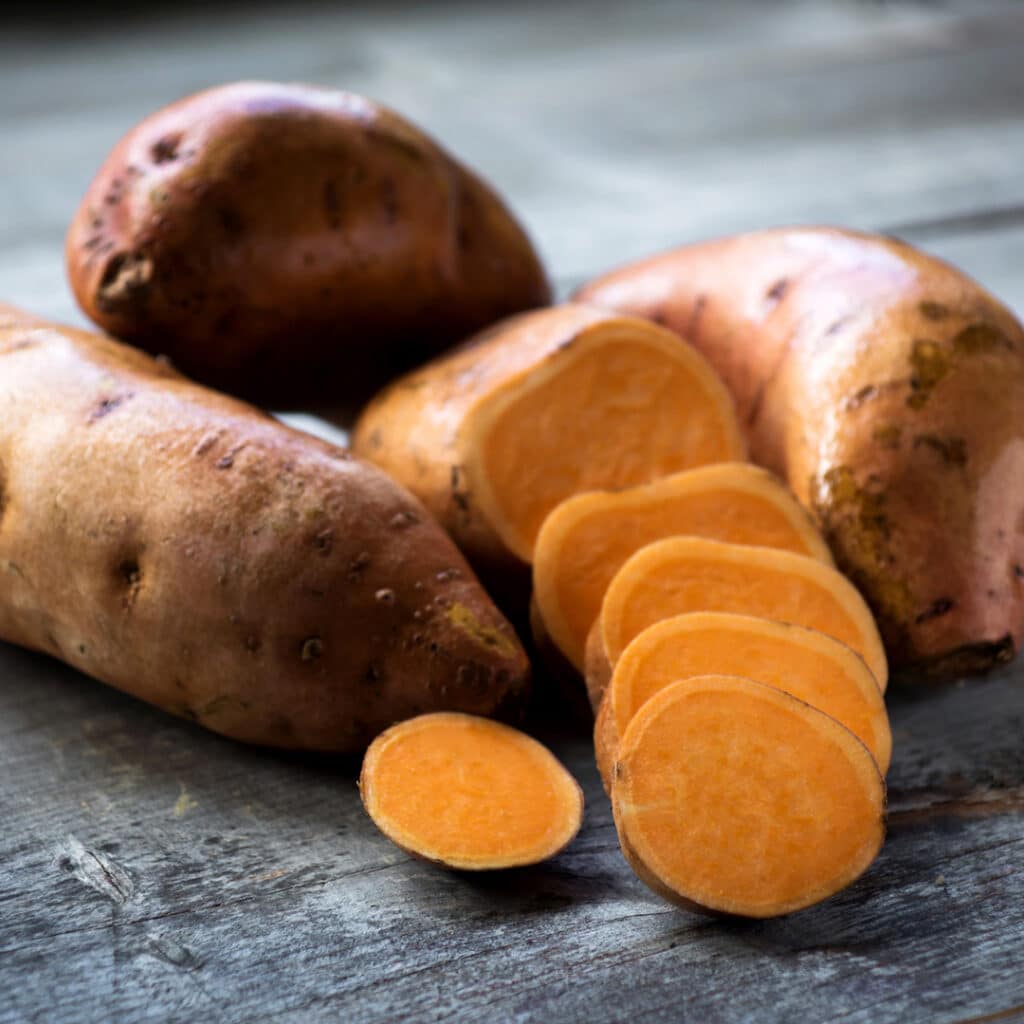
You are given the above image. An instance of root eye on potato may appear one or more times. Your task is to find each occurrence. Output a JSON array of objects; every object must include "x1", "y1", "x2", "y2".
[{"x1": 65, "y1": 80, "x2": 551, "y2": 406}]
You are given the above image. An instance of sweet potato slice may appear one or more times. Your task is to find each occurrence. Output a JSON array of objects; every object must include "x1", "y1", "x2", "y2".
[
  {"x1": 594, "y1": 612, "x2": 891, "y2": 793},
  {"x1": 598, "y1": 537, "x2": 888, "y2": 690},
  {"x1": 533, "y1": 462, "x2": 831, "y2": 670},
  {"x1": 359, "y1": 712, "x2": 583, "y2": 870},
  {"x1": 353, "y1": 305, "x2": 744, "y2": 581},
  {"x1": 612, "y1": 675, "x2": 885, "y2": 917}
]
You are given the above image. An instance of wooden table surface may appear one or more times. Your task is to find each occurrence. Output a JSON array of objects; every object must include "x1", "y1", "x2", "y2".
[{"x1": 3, "y1": 2, "x2": 1024, "y2": 1021}]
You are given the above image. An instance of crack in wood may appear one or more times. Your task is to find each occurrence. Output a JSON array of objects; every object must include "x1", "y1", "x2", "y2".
[{"x1": 888, "y1": 786, "x2": 1024, "y2": 827}]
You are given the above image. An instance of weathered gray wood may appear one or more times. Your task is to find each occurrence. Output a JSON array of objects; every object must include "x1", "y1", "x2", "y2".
[
  {"x1": 3, "y1": 1, "x2": 1024, "y2": 1022},
  {"x1": 1, "y1": 643, "x2": 1023, "y2": 1024}
]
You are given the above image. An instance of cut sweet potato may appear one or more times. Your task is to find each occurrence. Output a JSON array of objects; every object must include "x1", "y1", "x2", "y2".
[
  {"x1": 612, "y1": 675, "x2": 885, "y2": 917},
  {"x1": 596, "y1": 536, "x2": 888, "y2": 690},
  {"x1": 594, "y1": 612, "x2": 891, "y2": 793},
  {"x1": 353, "y1": 305, "x2": 744, "y2": 585},
  {"x1": 359, "y1": 712, "x2": 583, "y2": 870},
  {"x1": 532, "y1": 462, "x2": 831, "y2": 670}
]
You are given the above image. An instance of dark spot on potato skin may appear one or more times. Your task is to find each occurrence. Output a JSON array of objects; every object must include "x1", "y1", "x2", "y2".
[
  {"x1": 150, "y1": 133, "x2": 183, "y2": 164},
  {"x1": 915, "y1": 597, "x2": 956, "y2": 624},
  {"x1": 872, "y1": 425, "x2": 901, "y2": 449},
  {"x1": 313, "y1": 528, "x2": 333, "y2": 555},
  {"x1": 301, "y1": 637, "x2": 323, "y2": 661},
  {"x1": 218, "y1": 206, "x2": 245, "y2": 241},
  {"x1": 323, "y1": 179, "x2": 342, "y2": 230},
  {"x1": 913, "y1": 434, "x2": 968, "y2": 467},
  {"x1": 374, "y1": 588, "x2": 395, "y2": 604},
  {"x1": 907, "y1": 339, "x2": 950, "y2": 410},
  {"x1": 953, "y1": 322, "x2": 1010, "y2": 354},
  {"x1": 97, "y1": 251, "x2": 153, "y2": 312},
  {"x1": 89, "y1": 393, "x2": 134, "y2": 423},
  {"x1": 919, "y1": 301, "x2": 949, "y2": 321},
  {"x1": 765, "y1": 278, "x2": 789, "y2": 305},
  {"x1": 450, "y1": 466, "x2": 470, "y2": 514}
]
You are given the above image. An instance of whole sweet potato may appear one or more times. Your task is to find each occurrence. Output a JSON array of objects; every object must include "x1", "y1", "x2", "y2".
[
  {"x1": 66, "y1": 81, "x2": 550, "y2": 405},
  {"x1": 0, "y1": 304, "x2": 529, "y2": 751},
  {"x1": 577, "y1": 227, "x2": 1024, "y2": 677}
]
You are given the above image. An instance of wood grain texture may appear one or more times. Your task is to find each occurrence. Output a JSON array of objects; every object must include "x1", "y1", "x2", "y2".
[{"x1": 2, "y1": 1, "x2": 1024, "y2": 1021}]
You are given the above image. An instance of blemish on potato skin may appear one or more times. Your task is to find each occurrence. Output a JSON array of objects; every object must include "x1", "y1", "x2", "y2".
[
  {"x1": 446, "y1": 602, "x2": 518, "y2": 657},
  {"x1": 919, "y1": 301, "x2": 949, "y2": 321},
  {"x1": 89, "y1": 393, "x2": 134, "y2": 423},
  {"x1": 873, "y1": 425, "x2": 902, "y2": 449},
  {"x1": 915, "y1": 597, "x2": 956, "y2": 624},
  {"x1": 301, "y1": 637, "x2": 323, "y2": 661},
  {"x1": 97, "y1": 251, "x2": 153, "y2": 312},
  {"x1": 150, "y1": 133, "x2": 183, "y2": 164},
  {"x1": 375, "y1": 588, "x2": 395, "y2": 604},
  {"x1": 764, "y1": 278, "x2": 789, "y2": 305},
  {"x1": 913, "y1": 434, "x2": 968, "y2": 467},
  {"x1": 907, "y1": 339, "x2": 951, "y2": 410}
]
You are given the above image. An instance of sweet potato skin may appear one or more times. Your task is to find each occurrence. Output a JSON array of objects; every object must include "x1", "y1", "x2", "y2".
[
  {"x1": 65, "y1": 81, "x2": 550, "y2": 405},
  {"x1": 577, "y1": 227, "x2": 1024, "y2": 677},
  {"x1": 0, "y1": 305, "x2": 530, "y2": 752}
]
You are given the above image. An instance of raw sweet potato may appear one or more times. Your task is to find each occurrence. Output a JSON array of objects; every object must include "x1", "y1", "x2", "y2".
[
  {"x1": 577, "y1": 227, "x2": 1024, "y2": 676},
  {"x1": 590, "y1": 536, "x2": 887, "y2": 691},
  {"x1": 360, "y1": 712, "x2": 583, "y2": 870},
  {"x1": 612, "y1": 675, "x2": 885, "y2": 917},
  {"x1": 66, "y1": 81, "x2": 550, "y2": 406},
  {"x1": 593, "y1": 612, "x2": 891, "y2": 793},
  {"x1": 532, "y1": 462, "x2": 831, "y2": 671},
  {"x1": 0, "y1": 304, "x2": 530, "y2": 751},
  {"x1": 353, "y1": 304, "x2": 744, "y2": 595}
]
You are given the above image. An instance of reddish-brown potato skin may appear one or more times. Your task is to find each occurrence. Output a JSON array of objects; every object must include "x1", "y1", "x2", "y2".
[
  {"x1": 576, "y1": 227, "x2": 1024, "y2": 678},
  {"x1": 65, "y1": 81, "x2": 550, "y2": 406},
  {"x1": 0, "y1": 305, "x2": 530, "y2": 752}
]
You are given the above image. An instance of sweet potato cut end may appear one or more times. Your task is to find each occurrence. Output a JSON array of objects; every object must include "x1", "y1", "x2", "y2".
[
  {"x1": 464, "y1": 319, "x2": 745, "y2": 563},
  {"x1": 612, "y1": 676, "x2": 885, "y2": 918},
  {"x1": 601, "y1": 537, "x2": 888, "y2": 690},
  {"x1": 533, "y1": 462, "x2": 832, "y2": 669},
  {"x1": 610, "y1": 612, "x2": 891, "y2": 774},
  {"x1": 360, "y1": 712, "x2": 584, "y2": 870}
]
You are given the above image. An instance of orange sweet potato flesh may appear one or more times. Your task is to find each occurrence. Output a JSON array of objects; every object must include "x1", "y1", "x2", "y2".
[
  {"x1": 598, "y1": 537, "x2": 888, "y2": 690},
  {"x1": 532, "y1": 462, "x2": 831, "y2": 670},
  {"x1": 353, "y1": 305, "x2": 744, "y2": 591},
  {"x1": 359, "y1": 712, "x2": 583, "y2": 870},
  {"x1": 612, "y1": 675, "x2": 885, "y2": 918},
  {"x1": 576, "y1": 227, "x2": 1024, "y2": 677},
  {"x1": 593, "y1": 612, "x2": 891, "y2": 794}
]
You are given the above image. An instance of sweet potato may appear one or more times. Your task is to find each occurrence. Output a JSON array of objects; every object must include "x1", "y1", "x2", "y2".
[
  {"x1": 66, "y1": 81, "x2": 550, "y2": 406},
  {"x1": 590, "y1": 536, "x2": 887, "y2": 690},
  {"x1": 593, "y1": 612, "x2": 891, "y2": 793},
  {"x1": 612, "y1": 675, "x2": 885, "y2": 917},
  {"x1": 576, "y1": 227, "x2": 1024, "y2": 677},
  {"x1": 532, "y1": 462, "x2": 831, "y2": 671},
  {"x1": 353, "y1": 305, "x2": 744, "y2": 595},
  {"x1": 359, "y1": 712, "x2": 583, "y2": 870},
  {"x1": 0, "y1": 304, "x2": 530, "y2": 751}
]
